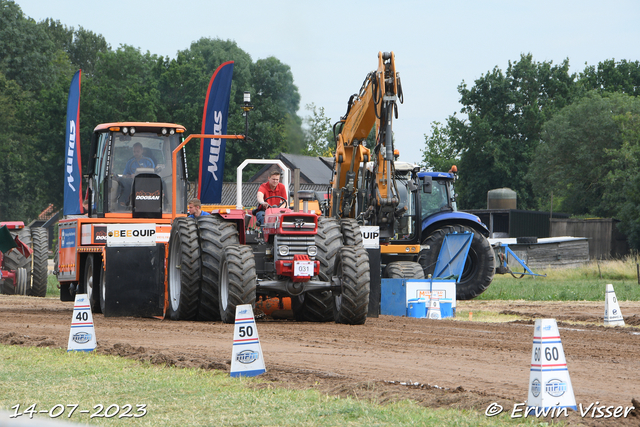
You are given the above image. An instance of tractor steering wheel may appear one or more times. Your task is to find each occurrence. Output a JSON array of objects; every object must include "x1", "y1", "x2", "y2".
[{"x1": 264, "y1": 195, "x2": 288, "y2": 208}]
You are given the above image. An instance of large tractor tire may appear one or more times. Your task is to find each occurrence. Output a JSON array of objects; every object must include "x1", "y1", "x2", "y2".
[
  {"x1": 419, "y1": 225, "x2": 495, "y2": 300},
  {"x1": 292, "y1": 217, "x2": 341, "y2": 322},
  {"x1": 1, "y1": 268, "x2": 28, "y2": 295},
  {"x1": 197, "y1": 216, "x2": 239, "y2": 321},
  {"x1": 334, "y1": 246, "x2": 370, "y2": 325},
  {"x1": 292, "y1": 291, "x2": 335, "y2": 322},
  {"x1": 340, "y1": 218, "x2": 362, "y2": 246},
  {"x1": 2, "y1": 227, "x2": 31, "y2": 295},
  {"x1": 84, "y1": 254, "x2": 101, "y2": 313},
  {"x1": 167, "y1": 217, "x2": 201, "y2": 320},
  {"x1": 0, "y1": 279, "x2": 13, "y2": 295},
  {"x1": 384, "y1": 261, "x2": 425, "y2": 279},
  {"x1": 218, "y1": 244, "x2": 257, "y2": 324},
  {"x1": 15, "y1": 268, "x2": 28, "y2": 295},
  {"x1": 28, "y1": 227, "x2": 49, "y2": 297}
]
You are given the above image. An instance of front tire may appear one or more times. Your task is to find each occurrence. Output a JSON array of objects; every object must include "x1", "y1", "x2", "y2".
[
  {"x1": 167, "y1": 217, "x2": 201, "y2": 320},
  {"x1": 334, "y1": 246, "x2": 370, "y2": 325},
  {"x1": 292, "y1": 291, "x2": 334, "y2": 322},
  {"x1": 384, "y1": 261, "x2": 425, "y2": 279},
  {"x1": 340, "y1": 218, "x2": 362, "y2": 246},
  {"x1": 84, "y1": 255, "x2": 101, "y2": 313},
  {"x1": 420, "y1": 225, "x2": 495, "y2": 300},
  {"x1": 197, "y1": 216, "x2": 239, "y2": 321},
  {"x1": 15, "y1": 268, "x2": 28, "y2": 295},
  {"x1": 29, "y1": 228, "x2": 49, "y2": 297},
  {"x1": 99, "y1": 266, "x2": 107, "y2": 314},
  {"x1": 218, "y1": 244, "x2": 256, "y2": 324},
  {"x1": 292, "y1": 217, "x2": 342, "y2": 322}
]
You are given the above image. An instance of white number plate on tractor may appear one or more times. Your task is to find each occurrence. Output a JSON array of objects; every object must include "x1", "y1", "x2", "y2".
[{"x1": 294, "y1": 261, "x2": 314, "y2": 277}]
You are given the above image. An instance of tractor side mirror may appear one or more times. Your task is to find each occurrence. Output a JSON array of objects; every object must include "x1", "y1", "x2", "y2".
[{"x1": 422, "y1": 176, "x2": 432, "y2": 194}]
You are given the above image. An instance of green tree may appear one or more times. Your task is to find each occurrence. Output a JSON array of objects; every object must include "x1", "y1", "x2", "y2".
[
  {"x1": 0, "y1": 0, "x2": 58, "y2": 92},
  {"x1": 445, "y1": 54, "x2": 576, "y2": 210},
  {"x1": 159, "y1": 38, "x2": 255, "y2": 180},
  {"x1": 421, "y1": 120, "x2": 461, "y2": 172},
  {"x1": 579, "y1": 59, "x2": 640, "y2": 96},
  {"x1": 0, "y1": 71, "x2": 37, "y2": 220},
  {"x1": 68, "y1": 27, "x2": 110, "y2": 76},
  {"x1": 249, "y1": 56, "x2": 302, "y2": 155},
  {"x1": 83, "y1": 45, "x2": 162, "y2": 125},
  {"x1": 303, "y1": 103, "x2": 333, "y2": 156},
  {"x1": 529, "y1": 92, "x2": 640, "y2": 217}
]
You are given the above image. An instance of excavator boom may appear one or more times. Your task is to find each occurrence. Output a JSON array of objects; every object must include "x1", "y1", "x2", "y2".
[{"x1": 330, "y1": 51, "x2": 407, "y2": 241}]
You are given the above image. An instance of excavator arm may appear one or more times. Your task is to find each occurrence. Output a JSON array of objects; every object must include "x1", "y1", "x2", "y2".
[{"x1": 330, "y1": 51, "x2": 404, "y2": 240}]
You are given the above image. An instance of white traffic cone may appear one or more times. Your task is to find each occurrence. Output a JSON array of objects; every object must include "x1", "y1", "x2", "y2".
[
  {"x1": 527, "y1": 319, "x2": 576, "y2": 412},
  {"x1": 67, "y1": 294, "x2": 97, "y2": 352},
  {"x1": 604, "y1": 284, "x2": 625, "y2": 327},
  {"x1": 230, "y1": 304, "x2": 266, "y2": 378},
  {"x1": 426, "y1": 298, "x2": 442, "y2": 320}
]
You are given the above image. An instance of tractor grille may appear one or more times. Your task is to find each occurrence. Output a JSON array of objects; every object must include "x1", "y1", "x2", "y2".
[
  {"x1": 274, "y1": 235, "x2": 317, "y2": 262},
  {"x1": 280, "y1": 214, "x2": 316, "y2": 231}
]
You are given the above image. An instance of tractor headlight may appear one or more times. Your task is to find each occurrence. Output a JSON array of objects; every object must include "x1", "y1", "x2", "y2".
[
  {"x1": 122, "y1": 127, "x2": 128, "y2": 134},
  {"x1": 278, "y1": 245, "x2": 290, "y2": 256},
  {"x1": 130, "y1": 127, "x2": 136, "y2": 135},
  {"x1": 307, "y1": 246, "x2": 317, "y2": 256}
]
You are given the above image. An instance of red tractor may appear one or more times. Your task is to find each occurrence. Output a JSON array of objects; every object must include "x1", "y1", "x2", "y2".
[
  {"x1": 167, "y1": 192, "x2": 371, "y2": 325},
  {"x1": 0, "y1": 222, "x2": 48, "y2": 297}
]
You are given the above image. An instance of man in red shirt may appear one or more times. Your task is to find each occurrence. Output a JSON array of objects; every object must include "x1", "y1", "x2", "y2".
[{"x1": 255, "y1": 169, "x2": 288, "y2": 226}]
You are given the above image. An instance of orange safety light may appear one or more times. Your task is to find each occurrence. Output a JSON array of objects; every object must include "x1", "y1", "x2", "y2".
[{"x1": 449, "y1": 165, "x2": 458, "y2": 173}]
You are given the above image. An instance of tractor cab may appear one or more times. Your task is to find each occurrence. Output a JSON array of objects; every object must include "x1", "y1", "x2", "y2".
[
  {"x1": 357, "y1": 160, "x2": 421, "y2": 245},
  {"x1": 85, "y1": 123, "x2": 189, "y2": 218},
  {"x1": 418, "y1": 171, "x2": 457, "y2": 219}
]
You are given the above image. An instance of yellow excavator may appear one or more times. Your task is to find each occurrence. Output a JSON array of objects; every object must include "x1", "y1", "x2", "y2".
[{"x1": 327, "y1": 51, "x2": 424, "y2": 280}]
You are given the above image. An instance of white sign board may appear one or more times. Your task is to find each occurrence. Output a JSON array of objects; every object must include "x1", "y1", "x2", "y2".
[
  {"x1": 107, "y1": 224, "x2": 157, "y2": 247},
  {"x1": 405, "y1": 279, "x2": 456, "y2": 309},
  {"x1": 360, "y1": 226, "x2": 380, "y2": 249}
]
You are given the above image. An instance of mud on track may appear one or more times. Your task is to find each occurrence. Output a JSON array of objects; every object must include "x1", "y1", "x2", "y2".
[{"x1": 1, "y1": 296, "x2": 640, "y2": 426}]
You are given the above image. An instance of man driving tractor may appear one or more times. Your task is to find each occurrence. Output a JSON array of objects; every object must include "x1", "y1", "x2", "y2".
[{"x1": 255, "y1": 169, "x2": 287, "y2": 226}]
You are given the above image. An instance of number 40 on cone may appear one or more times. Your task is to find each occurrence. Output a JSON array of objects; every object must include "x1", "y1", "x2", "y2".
[{"x1": 67, "y1": 294, "x2": 97, "y2": 352}]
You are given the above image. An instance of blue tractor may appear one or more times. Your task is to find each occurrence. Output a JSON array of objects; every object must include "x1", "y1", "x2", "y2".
[{"x1": 418, "y1": 170, "x2": 495, "y2": 300}]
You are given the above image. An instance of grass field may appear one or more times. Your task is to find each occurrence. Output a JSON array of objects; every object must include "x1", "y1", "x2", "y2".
[
  {"x1": 479, "y1": 255, "x2": 640, "y2": 301},
  {"x1": 0, "y1": 346, "x2": 545, "y2": 427}
]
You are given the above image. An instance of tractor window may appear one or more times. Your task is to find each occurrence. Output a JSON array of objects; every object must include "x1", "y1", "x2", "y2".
[
  {"x1": 107, "y1": 132, "x2": 185, "y2": 214},
  {"x1": 421, "y1": 180, "x2": 450, "y2": 219},
  {"x1": 95, "y1": 132, "x2": 109, "y2": 214},
  {"x1": 391, "y1": 179, "x2": 417, "y2": 241}
]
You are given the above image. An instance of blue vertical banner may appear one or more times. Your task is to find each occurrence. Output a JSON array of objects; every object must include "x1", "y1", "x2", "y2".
[
  {"x1": 63, "y1": 70, "x2": 83, "y2": 216},
  {"x1": 199, "y1": 61, "x2": 234, "y2": 204}
]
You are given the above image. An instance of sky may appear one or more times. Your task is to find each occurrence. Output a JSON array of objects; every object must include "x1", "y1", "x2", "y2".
[{"x1": 15, "y1": 0, "x2": 640, "y2": 166}]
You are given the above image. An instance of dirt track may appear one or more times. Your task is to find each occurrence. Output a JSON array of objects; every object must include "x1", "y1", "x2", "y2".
[{"x1": 2, "y1": 296, "x2": 640, "y2": 426}]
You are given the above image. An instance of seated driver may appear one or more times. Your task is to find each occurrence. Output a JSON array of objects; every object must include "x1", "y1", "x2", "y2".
[
  {"x1": 123, "y1": 142, "x2": 155, "y2": 177},
  {"x1": 255, "y1": 169, "x2": 287, "y2": 226},
  {"x1": 117, "y1": 142, "x2": 156, "y2": 206}
]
